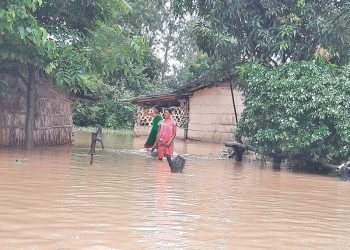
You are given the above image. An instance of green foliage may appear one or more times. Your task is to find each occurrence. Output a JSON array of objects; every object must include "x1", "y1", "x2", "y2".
[
  {"x1": 173, "y1": 0, "x2": 350, "y2": 67},
  {"x1": 165, "y1": 51, "x2": 217, "y2": 87},
  {"x1": 73, "y1": 86, "x2": 136, "y2": 129},
  {"x1": 49, "y1": 23, "x2": 154, "y2": 94},
  {"x1": 35, "y1": 0, "x2": 131, "y2": 32},
  {"x1": 188, "y1": 52, "x2": 210, "y2": 77},
  {"x1": 0, "y1": 0, "x2": 56, "y2": 68},
  {"x1": 126, "y1": 0, "x2": 199, "y2": 86},
  {"x1": 0, "y1": 0, "x2": 149, "y2": 86},
  {"x1": 45, "y1": 0, "x2": 152, "y2": 93},
  {"x1": 87, "y1": 24, "x2": 148, "y2": 76},
  {"x1": 237, "y1": 61, "x2": 350, "y2": 164},
  {"x1": 1, "y1": 0, "x2": 166, "y2": 130}
]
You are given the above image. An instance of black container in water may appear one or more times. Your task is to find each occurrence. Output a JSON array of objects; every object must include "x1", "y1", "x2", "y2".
[
  {"x1": 151, "y1": 149, "x2": 158, "y2": 158},
  {"x1": 170, "y1": 155, "x2": 185, "y2": 173}
]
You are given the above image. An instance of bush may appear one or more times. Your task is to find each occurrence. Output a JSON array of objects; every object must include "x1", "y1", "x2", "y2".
[{"x1": 237, "y1": 61, "x2": 350, "y2": 164}]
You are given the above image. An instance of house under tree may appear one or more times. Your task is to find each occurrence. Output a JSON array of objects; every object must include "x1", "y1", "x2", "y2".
[{"x1": 124, "y1": 79, "x2": 244, "y2": 143}]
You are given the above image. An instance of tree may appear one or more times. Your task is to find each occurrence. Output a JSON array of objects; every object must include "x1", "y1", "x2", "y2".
[
  {"x1": 237, "y1": 60, "x2": 350, "y2": 166},
  {"x1": 173, "y1": 0, "x2": 350, "y2": 67},
  {"x1": 173, "y1": 0, "x2": 350, "y2": 169},
  {"x1": 0, "y1": 0, "x2": 57, "y2": 149},
  {"x1": 71, "y1": 0, "x2": 203, "y2": 130},
  {"x1": 127, "y1": 0, "x2": 199, "y2": 85},
  {"x1": 0, "y1": 0, "x2": 149, "y2": 148}
]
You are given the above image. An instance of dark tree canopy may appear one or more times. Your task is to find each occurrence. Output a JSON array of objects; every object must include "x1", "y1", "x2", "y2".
[{"x1": 173, "y1": 0, "x2": 350, "y2": 66}]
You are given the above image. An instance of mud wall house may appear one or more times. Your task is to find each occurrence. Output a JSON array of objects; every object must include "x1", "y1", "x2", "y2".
[
  {"x1": 0, "y1": 73, "x2": 74, "y2": 146},
  {"x1": 125, "y1": 79, "x2": 244, "y2": 143}
]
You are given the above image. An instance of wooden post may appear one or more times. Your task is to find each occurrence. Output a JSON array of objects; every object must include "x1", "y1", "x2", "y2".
[
  {"x1": 229, "y1": 75, "x2": 238, "y2": 125},
  {"x1": 90, "y1": 154, "x2": 94, "y2": 165},
  {"x1": 179, "y1": 99, "x2": 189, "y2": 140},
  {"x1": 89, "y1": 125, "x2": 104, "y2": 165}
]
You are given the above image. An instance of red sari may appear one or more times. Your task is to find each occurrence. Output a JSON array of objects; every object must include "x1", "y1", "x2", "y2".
[{"x1": 156, "y1": 119, "x2": 176, "y2": 159}]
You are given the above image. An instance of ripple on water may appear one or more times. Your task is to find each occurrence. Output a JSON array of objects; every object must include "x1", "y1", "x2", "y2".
[{"x1": 0, "y1": 133, "x2": 349, "y2": 249}]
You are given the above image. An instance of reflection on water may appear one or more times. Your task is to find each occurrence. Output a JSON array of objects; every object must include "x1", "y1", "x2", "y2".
[{"x1": 0, "y1": 132, "x2": 349, "y2": 249}]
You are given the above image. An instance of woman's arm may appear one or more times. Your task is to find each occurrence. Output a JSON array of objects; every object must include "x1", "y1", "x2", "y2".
[{"x1": 166, "y1": 122, "x2": 177, "y2": 145}]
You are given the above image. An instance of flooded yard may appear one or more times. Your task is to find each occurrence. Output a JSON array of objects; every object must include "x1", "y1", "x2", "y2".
[{"x1": 0, "y1": 132, "x2": 349, "y2": 249}]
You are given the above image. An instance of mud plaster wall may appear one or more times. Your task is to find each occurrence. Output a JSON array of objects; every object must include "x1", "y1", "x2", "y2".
[{"x1": 187, "y1": 82, "x2": 243, "y2": 143}]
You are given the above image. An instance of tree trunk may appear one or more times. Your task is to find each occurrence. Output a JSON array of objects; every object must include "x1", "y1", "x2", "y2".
[
  {"x1": 229, "y1": 76, "x2": 238, "y2": 124},
  {"x1": 24, "y1": 65, "x2": 37, "y2": 150}
]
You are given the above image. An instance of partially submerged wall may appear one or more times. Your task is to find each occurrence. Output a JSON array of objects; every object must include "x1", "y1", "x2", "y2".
[
  {"x1": 0, "y1": 74, "x2": 74, "y2": 146},
  {"x1": 187, "y1": 82, "x2": 244, "y2": 143}
]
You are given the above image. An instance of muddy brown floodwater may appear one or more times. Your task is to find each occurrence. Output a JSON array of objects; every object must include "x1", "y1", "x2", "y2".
[{"x1": 0, "y1": 132, "x2": 349, "y2": 250}]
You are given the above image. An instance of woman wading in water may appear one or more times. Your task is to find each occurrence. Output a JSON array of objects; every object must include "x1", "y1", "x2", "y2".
[
  {"x1": 144, "y1": 105, "x2": 163, "y2": 149},
  {"x1": 153, "y1": 109, "x2": 176, "y2": 168}
]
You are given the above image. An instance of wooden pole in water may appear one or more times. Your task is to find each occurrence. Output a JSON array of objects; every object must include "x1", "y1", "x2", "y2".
[
  {"x1": 90, "y1": 154, "x2": 93, "y2": 165},
  {"x1": 88, "y1": 125, "x2": 103, "y2": 165},
  {"x1": 229, "y1": 75, "x2": 238, "y2": 125}
]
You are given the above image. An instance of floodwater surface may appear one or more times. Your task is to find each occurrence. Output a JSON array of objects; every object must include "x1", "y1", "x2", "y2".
[{"x1": 0, "y1": 132, "x2": 349, "y2": 250}]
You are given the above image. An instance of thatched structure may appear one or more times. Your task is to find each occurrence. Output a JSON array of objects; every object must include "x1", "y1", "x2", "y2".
[
  {"x1": 0, "y1": 74, "x2": 74, "y2": 146},
  {"x1": 123, "y1": 79, "x2": 244, "y2": 143}
]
